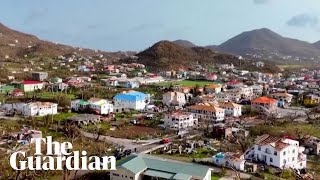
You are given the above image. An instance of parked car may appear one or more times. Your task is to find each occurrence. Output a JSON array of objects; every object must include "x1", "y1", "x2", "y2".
[
  {"x1": 123, "y1": 149, "x2": 132, "y2": 156},
  {"x1": 161, "y1": 138, "x2": 170, "y2": 144}
]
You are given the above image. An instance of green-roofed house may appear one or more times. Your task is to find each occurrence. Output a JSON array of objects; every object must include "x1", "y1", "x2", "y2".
[
  {"x1": 0, "y1": 85, "x2": 15, "y2": 94},
  {"x1": 110, "y1": 154, "x2": 212, "y2": 180}
]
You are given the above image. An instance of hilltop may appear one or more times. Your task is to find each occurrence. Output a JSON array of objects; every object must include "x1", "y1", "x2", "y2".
[
  {"x1": 0, "y1": 23, "x2": 128, "y2": 60},
  {"x1": 213, "y1": 28, "x2": 320, "y2": 61},
  {"x1": 314, "y1": 41, "x2": 320, "y2": 49},
  {"x1": 172, "y1": 40, "x2": 197, "y2": 48},
  {"x1": 133, "y1": 40, "x2": 279, "y2": 72}
]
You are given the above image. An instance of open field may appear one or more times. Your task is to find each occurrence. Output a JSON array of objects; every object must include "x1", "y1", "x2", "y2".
[
  {"x1": 250, "y1": 122, "x2": 320, "y2": 137},
  {"x1": 39, "y1": 92, "x2": 76, "y2": 100},
  {"x1": 104, "y1": 125, "x2": 168, "y2": 140},
  {"x1": 158, "y1": 80, "x2": 215, "y2": 87},
  {"x1": 277, "y1": 64, "x2": 303, "y2": 69}
]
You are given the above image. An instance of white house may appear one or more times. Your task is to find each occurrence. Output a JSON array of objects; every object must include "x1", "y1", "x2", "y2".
[
  {"x1": 88, "y1": 98, "x2": 113, "y2": 115},
  {"x1": 163, "y1": 91, "x2": 186, "y2": 108},
  {"x1": 205, "y1": 84, "x2": 222, "y2": 94},
  {"x1": 218, "y1": 102, "x2": 242, "y2": 117},
  {"x1": 269, "y1": 93, "x2": 293, "y2": 107},
  {"x1": 245, "y1": 134, "x2": 307, "y2": 170},
  {"x1": 187, "y1": 104, "x2": 225, "y2": 125},
  {"x1": 71, "y1": 98, "x2": 113, "y2": 115},
  {"x1": 2, "y1": 102, "x2": 58, "y2": 117},
  {"x1": 19, "y1": 81, "x2": 44, "y2": 92},
  {"x1": 113, "y1": 91, "x2": 150, "y2": 112},
  {"x1": 212, "y1": 152, "x2": 245, "y2": 171},
  {"x1": 164, "y1": 111, "x2": 198, "y2": 130}
]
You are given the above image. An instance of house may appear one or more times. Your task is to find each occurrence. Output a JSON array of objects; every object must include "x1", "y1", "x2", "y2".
[
  {"x1": 255, "y1": 61, "x2": 265, "y2": 67},
  {"x1": 218, "y1": 102, "x2": 242, "y2": 117},
  {"x1": 225, "y1": 91, "x2": 241, "y2": 102},
  {"x1": 66, "y1": 114, "x2": 101, "y2": 126},
  {"x1": 212, "y1": 152, "x2": 245, "y2": 171},
  {"x1": 227, "y1": 80, "x2": 242, "y2": 89},
  {"x1": 215, "y1": 93, "x2": 230, "y2": 102},
  {"x1": 110, "y1": 154, "x2": 212, "y2": 180},
  {"x1": 206, "y1": 73, "x2": 217, "y2": 81},
  {"x1": 225, "y1": 127, "x2": 249, "y2": 139},
  {"x1": 205, "y1": 84, "x2": 222, "y2": 94},
  {"x1": 187, "y1": 104, "x2": 225, "y2": 125},
  {"x1": 176, "y1": 86, "x2": 192, "y2": 94},
  {"x1": 19, "y1": 81, "x2": 44, "y2": 92},
  {"x1": 245, "y1": 134, "x2": 307, "y2": 170},
  {"x1": 250, "y1": 85, "x2": 263, "y2": 97},
  {"x1": 50, "y1": 82, "x2": 69, "y2": 91},
  {"x1": 164, "y1": 111, "x2": 198, "y2": 130},
  {"x1": 2, "y1": 102, "x2": 58, "y2": 117},
  {"x1": 303, "y1": 136, "x2": 320, "y2": 155},
  {"x1": 71, "y1": 100, "x2": 90, "y2": 112},
  {"x1": 7, "y1": 76, "x2": 15, "y2": 80},
  {"x1": 87, "y1": 98, "x2": 113, "y2": 115},
  {"x1": 113, "y1": 91, "x2": 150, "y2": 112},
  {"x1": 237, "y1": 86, "x2": 253, "y2": 99},
  {"x1": 163, "y1": 91, "x2": 186, "y2": 108},
  {"x1": 0, "y1": 85, "x2": 15, "y2": 94},
  {"x1": 32, "y1": 72, "x2": 48, "y2": 82},
  {"x1": 118, "y1": 80, "x2": 140, "y2": 88},
  {"x1": 251, "y1": 97, "x2": 277, "y2": 114},
  {"x1": 269, "y1": 93, "x2": 293, "y2": 107},
  {"x1": 196, "y1": 95, "x2": 217, "y2": 104},
  {"x1": 303, "y1": 94, "x2": 320, "y2": 106}
]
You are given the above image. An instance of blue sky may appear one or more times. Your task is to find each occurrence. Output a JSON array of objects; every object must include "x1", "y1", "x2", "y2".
[{"x1": 1, "y1": 0, "x2": 320, "y2": 51}]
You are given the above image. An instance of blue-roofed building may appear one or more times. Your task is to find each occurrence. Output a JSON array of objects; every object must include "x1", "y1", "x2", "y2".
[
  {"x1": 110, "y1": 154, "x2": 212, "y2": 180},
  {"x1": 113, "y1": 91, "x2": 150, "y2": 112}
]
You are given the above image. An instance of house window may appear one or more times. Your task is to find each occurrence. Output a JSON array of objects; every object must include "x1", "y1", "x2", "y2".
[
  {"x1": 258, "y1": 146, "x2": 261, "y2": 151},
  {"x1": 283, "y1": 151, "x2": 286, "y2": 156},
  {"x1": 274, "y1": 151, "x2": 277, "y2": 156},
  {"x1": 270, "y1": 158, "x2": 273, "y2": 162},
  {"x1": 292, "y1": 149, "x2": 295, "y2": 153},
  {"x1": 292, "y1": 157, "x2": 295, "y2": 161}
]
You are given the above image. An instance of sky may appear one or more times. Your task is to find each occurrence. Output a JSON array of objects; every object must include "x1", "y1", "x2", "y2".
[{"x1": 0, "y1": 0, "x2": 320, "y2": 51}]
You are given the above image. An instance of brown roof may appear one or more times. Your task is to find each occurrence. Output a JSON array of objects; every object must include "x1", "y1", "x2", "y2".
[
  {"x1": 274, "y1": 141, "x2": 290, "y2": 150},
  {"x1": 256, "y1": 134, "x2": 281, "y2": 146},
  {"x1": 256, "y1": 134, "x2": 289, "y2": 150},
  {"x1": 206, "y1": 84, "x2": 222, "y2": 89},
  {"x1": 271, "y1": 93, "x2": 293, "y2": 97},
  {"x1": 218, "y1": 101, "x2": 242, "y2": 108}
]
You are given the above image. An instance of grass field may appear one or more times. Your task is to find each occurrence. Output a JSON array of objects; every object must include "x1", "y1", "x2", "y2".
[
  {"x1": 277, "y1": 64, "x2": 303, "y2": 69},
  {"x1": 158, "y1": 80, "x2": 215, "y2": 87},
  {"x1": 251, "y1": 122, "x2": 320, "y2": 137},
  {"x1": 39, "y1": 92, "x2": 76, "y2": 100}
]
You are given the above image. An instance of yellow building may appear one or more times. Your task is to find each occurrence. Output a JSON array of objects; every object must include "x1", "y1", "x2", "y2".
[{"x1": 304, "y1": 94, "x2": 320, "y2": 106}]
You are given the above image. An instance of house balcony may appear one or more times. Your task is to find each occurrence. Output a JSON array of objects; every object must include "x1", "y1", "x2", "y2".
[{"x1": 298, "y1": 153, "x2": 307, "y2": 162}]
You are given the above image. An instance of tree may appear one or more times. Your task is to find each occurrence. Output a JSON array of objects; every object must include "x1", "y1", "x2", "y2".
[
  {"x1": 95, "y1": 125, "x2": 107, "y2": 142},
  {"x1": 64, "y1": 124, "x2": 81, "y2": 143},
  {"x1": 54, "y1": 94, "x2": 71, "y2": 108}
]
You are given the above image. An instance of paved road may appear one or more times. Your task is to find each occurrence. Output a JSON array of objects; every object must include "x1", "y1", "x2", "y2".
[{"x1": 80, "y1": 130, "x2": 165, "y2": 152}]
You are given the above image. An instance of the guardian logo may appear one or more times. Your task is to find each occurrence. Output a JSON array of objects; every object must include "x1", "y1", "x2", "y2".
[{"x1": 10, "y1": 136, "x2": 117, "y2": 171}]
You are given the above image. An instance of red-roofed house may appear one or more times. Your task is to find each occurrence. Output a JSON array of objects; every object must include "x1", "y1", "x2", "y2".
[
  {"x1": 20, "y1": 81, "x2": 44, "y2": 92},
  {"x1": 251, "y1": 96, "x2": 277, "y2": 114}
]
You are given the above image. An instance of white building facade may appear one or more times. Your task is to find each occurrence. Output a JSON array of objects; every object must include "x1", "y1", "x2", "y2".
[
  {"x1": 164, "y1": 111, "x2": 198, "y2": 130},
  {"x1": 245, "y1": 135, "x2": 307, "y2": 170}
]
